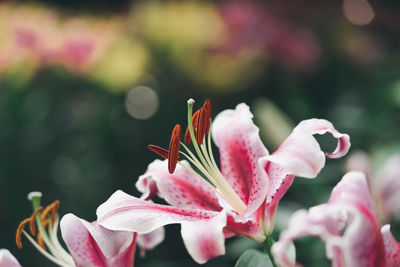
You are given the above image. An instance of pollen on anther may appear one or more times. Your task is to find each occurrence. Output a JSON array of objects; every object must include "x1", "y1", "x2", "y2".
[
  {"x1": 41, "y1": 200, "x2": 59, "y2": 223},
  {"x1": 168, "y1": 124, "x2": 181, "y2": 174},
  {"x1": 29, "y1": 206, "x2": 43, "y2": 236},
  {"x1": 16, "y1": 218, "x2": 31, "y2": 249},
  {"x1": 184, "y1": 110, "x2": 200, "y2": 144},
  {"x1": 203, "y1": 99, "x2": 212, "y2": 134},
  {"x1": 37, "y1": 233, "x2": 45, "y2": 250},
  {"x1": 196, "y1": 107, "x2": 208, "y2": 145}
]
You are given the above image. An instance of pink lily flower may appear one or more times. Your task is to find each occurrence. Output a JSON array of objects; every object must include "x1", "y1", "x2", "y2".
[
  {"x1": 16, "y1": 192, "x2": 163, "y2": 267},
  {"x1": 0, "y1": 249, "x2": 22, "y2": 267},
  {"x1": 97, "y1": 99, "x2": 350, "y2": 264},
  {"x1": 272, "y1": 171, "x2": 400, "y2": 267},
  {"x1": 346, "y1": 151, "x2": 400, "y2": 221}
]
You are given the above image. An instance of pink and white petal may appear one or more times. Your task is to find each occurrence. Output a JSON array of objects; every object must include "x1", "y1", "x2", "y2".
[
  {"x1": 293, "y1": 119, "x2": 351, "y2": 159},
  {"x1": 260, "y1": 162, "x2": 296, "y2": 233},
  {"x1": 272, "y1": 172, "x2": 385, "y2": 267},
  {"x1": 272, "y1": 207, "x2": 345, "y2": 267},
  {"x1": 226, "y1": 212, "x2": 266, "y2": 243},
  {"x1": 0, "y1": 249, "x2": 22, "y2": 267},
  {"x1": 264, "y1": 118, "x2": 350, "y2": 179},
  {"x1": 181, "y1": 211, "x2": 227, "y2": 264},
  {"x1": 381, "y1": 225, "x2": 400, "y2": 267},
  {"x1": 136, "y1": 159, "x2": 221, "y2": 211},
  {"x1": 375, "y1": 154, "x2": 400, "y2": 220},
  {"x1": 136, "y1": 172, "x2": 158, "y2": 201},
  {"x1": 106, "y1": 236, "x2": 137, "y2": 267},
  {"x1": 328, "y1": 172, "x2": 378, "y2": 219},
  {"x1": 137, "y1": 227, "x2": 165, "y2": 251},
  {"x1": 261, "y1": 119, "x2": 350, "y2": 232},
  {"x1": 97, "y1": 190, "x2": 220, "y2": 233},
  {"x1": 212, "y1": 103, "x2": 269, "y2": 215},
  {"x1": 60, "y1": 214, "x2": 135, "y2": 267}
]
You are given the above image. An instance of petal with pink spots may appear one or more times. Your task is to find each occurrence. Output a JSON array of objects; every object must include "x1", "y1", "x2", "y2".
[
  {"x1": 212, "y1": 103, "x2": 269, "y2": 215},
  {"x1": 136, "y1": 159, "x2": 221, "y2": 211}
]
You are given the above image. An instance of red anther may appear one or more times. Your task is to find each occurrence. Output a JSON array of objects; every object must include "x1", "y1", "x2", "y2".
[
  {"x1": 29, "y1": 207, "x2": 43, "y2": 236},
  {"x1": 168, "y1": 124, "x2": 181, "y2": 173},
  {"x1": 196, "y1": 107, "x2": 209, "y2": 145},
  {"x1": 184, "y1": 109, "x2": 201, "y2": 144},
  {"x1": 16, "y1": 218, "x2": 31, "y2": 249},
  {"x1": 148, "y1": 145, "x2": 169, "y2": 159},
  {"x1": 203, "y1": 99, "x2": 212, "y2": 134}
]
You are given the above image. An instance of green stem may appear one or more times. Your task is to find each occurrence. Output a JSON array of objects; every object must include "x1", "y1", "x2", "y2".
[{"x1": 263, "y1": 236, "x2": 278, "y2": 267}]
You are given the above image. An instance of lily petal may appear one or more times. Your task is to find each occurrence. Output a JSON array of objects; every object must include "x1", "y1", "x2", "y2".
[
  {"x1": 381, "y1": 225, "x2": 400, "y2": 267},
  {"x1": 136, "y1": 159, "x2": 221, "y2": 211},
  {"x1": 0, "y1": 249, "x2": 22, "y2": 267},
  {"x1": 181, "y1": 211, "x2": 227, "y2": 264},
  {"x1": 376, "y1": 154, "x2": 400, "y2": 220},
  {"x1": 272, "y1": 172, "x2": 385, "y2": 267},
  {"x1": 60, "y1": 213, "x2": 136, "y2": 267},
  {"x1": 212, "y1": 103, "x2": 269, "y2": 215},
  {"x1": 264, "y1": 119, "x2": 350, "y2": 179},
  {"x1": 261, "y1": 119, "x2": 350, "y2": 233},
  {"x1": 137, "y1": 227, "x2": 165, "y2": 252},
  {"x1": 97, "y1": 190, "x2": 220, "y2": 233}
]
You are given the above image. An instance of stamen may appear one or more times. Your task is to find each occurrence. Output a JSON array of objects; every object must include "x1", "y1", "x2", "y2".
[
  {"x1": 184, "y1": 110, "x2": 200, "y2": 144},
  {"x1": 41, "y1": 200, "x2": 59, "y2": 223},
  {"x1": 148, "y1": 145, "x2": 169, "y2": 159},
  {"x1": 37, "y1": 233, "x2": 46, "y2": 250},
  {"x1": 196, "y1": 107, "x2": 209, "y2": 145},
  {"x1": 168, "y1": 124, "x2": 181, "y2": 174},
  {"x1": 149, "y1": 98, "x2": 247, "y2": 215},
  {"x1": 16, "y1": 218, "x2": 31, "y2": 249},
  {"x1": 202, "y1": 99, "x2": 212, "y2": 134},
  {"x1": 29, "y1": 207, "x2": 43, "y2": 236}
]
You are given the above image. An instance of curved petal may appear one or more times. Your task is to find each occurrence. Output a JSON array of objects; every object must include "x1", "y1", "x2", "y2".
[
  {"x1": 381, "y1": 225, "x2": 400, "y2": 267},
  {"x1": 0, "y1": 249, "x2": 22, "y2": 267},
  {"x1": 375, "y1": 154, "x2": 400, "y2": 220},
  {"x1": 137, "y1": 227, "x2": 165, "y2": 252},
  {"x1": 136, "y1": 159, "x2": 221, "y2": 211},
  {"x1": 212, "y1": 103, "x2": 269, "y2": 215},
  {"x1": 60, "y1": 214, "x2": 135, "y2": 267},
  {"x1": 97, "y1": 190, "x2": 220, "y2": 233},
  {"x1": 181, "y1": 211, "x2": 227, "y2": 264},
  {"x1": 272, "y1": 172, "x2": 385, "y2": 267},
  {"x1": 264, "y1": 119, "x2": 350, "y2": 179},
  {"x1": 261, "y1": 119, "x2": 350, "y2": 233}
]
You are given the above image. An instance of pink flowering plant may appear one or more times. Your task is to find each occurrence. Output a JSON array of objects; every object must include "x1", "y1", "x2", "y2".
[
  {"x1": 95, "y1": 98, "x2": 350, "y2": 265},
  {"x1": 5, "y1": 99, "x2": 400, "y2": 267}
]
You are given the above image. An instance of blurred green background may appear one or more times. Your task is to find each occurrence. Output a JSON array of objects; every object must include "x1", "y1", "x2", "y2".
[{"x1": 1, "y1": 0, "x2": 400, "y2": 266}]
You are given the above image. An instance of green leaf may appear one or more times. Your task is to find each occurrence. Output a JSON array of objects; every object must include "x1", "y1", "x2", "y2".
[{"x1": 234, "y1": 249, "x2": 273, "y2": 267}]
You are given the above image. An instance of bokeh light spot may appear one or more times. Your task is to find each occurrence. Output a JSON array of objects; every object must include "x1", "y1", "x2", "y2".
[
  {"x1": 125, "y1": 86, "x2": 159, "y2": 120},
  {"x1": 343, "y1": 0, "x2": 375, "y2": 26}
]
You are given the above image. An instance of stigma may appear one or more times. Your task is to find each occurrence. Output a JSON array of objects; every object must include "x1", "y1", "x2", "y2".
[
  {"x1": 16, "y1": 192, "x2": 74, "y2": 267},
  {"x1": 148, "y1": 99, "x2": 247, "y2": 215}
]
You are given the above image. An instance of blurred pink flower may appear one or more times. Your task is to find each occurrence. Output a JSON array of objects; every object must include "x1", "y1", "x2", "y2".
[
  {"x1": 346, "y1": 151, "x2": 400, "y2": 221},
  {"x1": 272, "y1": 172, "x2": 400, "y2": 267},
  {"x1": 215, "y1": 1, "x2": 320, "y2": 71},
  {"x1": 96, "y1": 99, "x2": 349, "y2": 263}
]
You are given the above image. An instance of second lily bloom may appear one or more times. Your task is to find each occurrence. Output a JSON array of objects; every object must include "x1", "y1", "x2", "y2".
[{"x1": 97, "y1": 100, "x2": 350, "y2": 263}]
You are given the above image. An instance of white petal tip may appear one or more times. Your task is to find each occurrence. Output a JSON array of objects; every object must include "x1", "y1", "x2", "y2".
[
  {"x1": 27, "y1": 191, "x2": 42, "y2": 200},
  {"x1": 187, "y1": 98, "x2": 195, "y2": 105}
]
